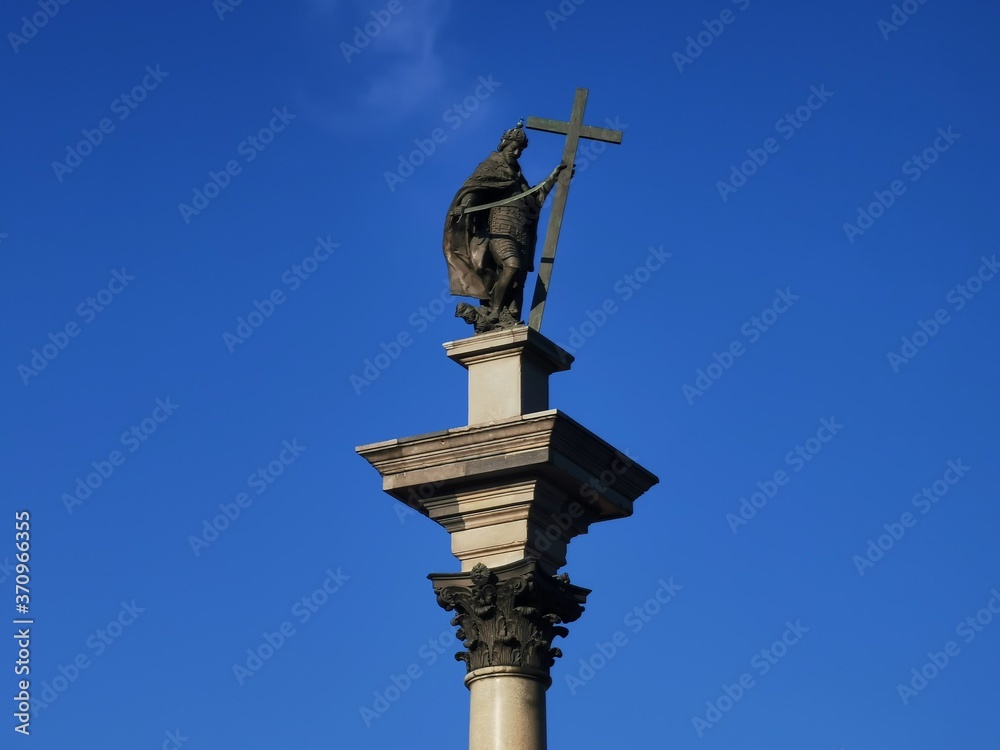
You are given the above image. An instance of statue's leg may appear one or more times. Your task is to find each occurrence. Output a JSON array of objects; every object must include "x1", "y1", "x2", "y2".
[{"x1": 489, "y1": 239, "x2": 521, "y2": 314}]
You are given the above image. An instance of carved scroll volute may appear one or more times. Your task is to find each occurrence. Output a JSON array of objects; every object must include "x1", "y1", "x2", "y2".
[{"x1": 431, "y1": 560, "x2": 589, "y2": 675}]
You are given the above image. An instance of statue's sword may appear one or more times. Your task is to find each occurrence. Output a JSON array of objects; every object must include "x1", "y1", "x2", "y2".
[{"x1": 460, "y1": 181, "x2": 549, "y2": 214}]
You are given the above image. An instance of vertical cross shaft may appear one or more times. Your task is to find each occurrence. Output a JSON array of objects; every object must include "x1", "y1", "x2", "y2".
[{"x1": 525, "y1": 88, "x2": 623, "y2": 332}]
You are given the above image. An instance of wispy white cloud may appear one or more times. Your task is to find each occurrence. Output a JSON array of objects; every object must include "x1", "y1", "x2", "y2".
[
  {"x1": 353, "y1": 0, "x2": 449, "y2": 114},
  {"x1": 360, "y1": 56, "x2": 445, "y2": 112},
  {"x1": 302, "y1": 0, "x2": 450, "y2": 132}
]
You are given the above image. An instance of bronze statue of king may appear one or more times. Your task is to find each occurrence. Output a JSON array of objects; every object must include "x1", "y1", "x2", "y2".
[{"x1": 443, "y1": 121, "x2": 567, "y2": 333}]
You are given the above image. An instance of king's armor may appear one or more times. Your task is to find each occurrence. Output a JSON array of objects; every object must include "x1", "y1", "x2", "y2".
[{"x1": 488, "y1": 203, "x2": 532, "y2": 261}]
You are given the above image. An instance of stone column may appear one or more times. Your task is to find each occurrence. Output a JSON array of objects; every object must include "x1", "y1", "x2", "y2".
[
  {"x1": 429, "y1": 559, "x2": 589, "y2": 750},
  {"x1": 356, "y1": 326, "x2": 658, "y2": 749}
]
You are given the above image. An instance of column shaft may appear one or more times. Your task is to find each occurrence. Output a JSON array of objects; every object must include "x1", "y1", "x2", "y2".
[{"x1": 468, "y1": 669, "x2": 547, "y2": 750}]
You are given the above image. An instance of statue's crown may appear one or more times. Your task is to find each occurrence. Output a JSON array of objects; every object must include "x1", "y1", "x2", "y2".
[{"x1": 498, "y1": 119, "x2": 528, "y2": 150}]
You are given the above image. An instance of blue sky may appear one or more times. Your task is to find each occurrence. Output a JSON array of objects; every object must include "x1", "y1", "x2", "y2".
[{"x1": 4, "y1": 0, "x2": 999, "y2": 747}]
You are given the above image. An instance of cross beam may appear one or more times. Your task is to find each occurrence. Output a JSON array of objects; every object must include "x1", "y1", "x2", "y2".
[{"x1": 525, "y1": 88, "x2": 623, "y2": 332}]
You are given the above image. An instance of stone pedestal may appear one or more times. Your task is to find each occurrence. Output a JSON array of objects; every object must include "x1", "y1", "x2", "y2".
[
  {"x1": 444, "y1": 327, "x2": 572, "y2": 425},
  {"x1": 356, "y1": 409, "x2": 655, "y2": 573},
  {"x1": 356, "y1": 325, "x2": 658, "y2": 749}
]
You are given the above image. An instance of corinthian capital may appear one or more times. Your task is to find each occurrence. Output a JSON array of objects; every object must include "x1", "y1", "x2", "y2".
[{"x1": 429, "y1": 558, "x2": 590, "y2": 677}]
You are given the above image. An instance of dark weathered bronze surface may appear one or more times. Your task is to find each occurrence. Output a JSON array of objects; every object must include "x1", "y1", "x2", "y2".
[
  {"x1": 443, "y1": 121, "x2": 565, "y2": 334},
  {"x1": 524, "y1": 116, "x2": 623, "y2": 145},
  {"x1": 526, "y1": 89, "x2": 623, "y2": 333},
  {"x1": 429, "y1": 558, "x2": 589, "y2": 677},
  {"x1": 442, "y1": 89, "x2": 623, "y2": 335}
]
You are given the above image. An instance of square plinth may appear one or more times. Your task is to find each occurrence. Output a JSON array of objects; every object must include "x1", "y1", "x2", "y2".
[{"x1": 444, "y1": 327, "x2": 573, "y2": 425}]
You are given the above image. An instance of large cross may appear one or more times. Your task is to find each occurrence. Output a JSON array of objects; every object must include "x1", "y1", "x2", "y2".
[{"x1": 525, "y1": 88, "x2": 623, "y2": 332}]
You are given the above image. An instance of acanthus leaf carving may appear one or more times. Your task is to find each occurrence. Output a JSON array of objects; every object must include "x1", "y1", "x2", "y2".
[{"x1": 429, "y1": 559, "x2": 589, "y2": 676}]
